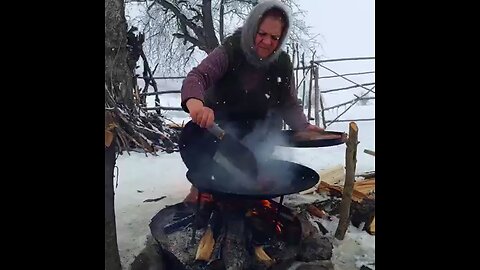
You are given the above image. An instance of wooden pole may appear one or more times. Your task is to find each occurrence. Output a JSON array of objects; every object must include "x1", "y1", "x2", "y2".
[
  {"x1": 301, "y1": 53, "x2": 306, "y2": 108},
  {"x1": 335, "y1": 122, "x2": 359, "y2": 240},
  {"x1": 314, "y1": 65, "x2": 327, "y2": 128},
  {"x1": 307, "y1": 66, "x2": 314, "y2": 120},
  {"x1": 313, "y1": 65, "x2": 320, "y2": 126},
  {"x1": 295, "y1": 43, "x2": 300, "y2": 99}
]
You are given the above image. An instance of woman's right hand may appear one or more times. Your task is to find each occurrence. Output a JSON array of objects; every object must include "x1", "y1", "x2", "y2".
[{"x1": 186, "y1": 99, "x2": 215, "y2": 128}]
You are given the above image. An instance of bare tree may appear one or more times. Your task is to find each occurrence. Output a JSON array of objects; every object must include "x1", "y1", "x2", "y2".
[
  {"x1": 105, "y1": 0, "x2": 133, "y2": 268},
  {"x1": 125, "y1": 0, "x2": 320, "y2": 75},
  {"x1": 106, "y1": 1, "x2": 182, "y2": 269}
]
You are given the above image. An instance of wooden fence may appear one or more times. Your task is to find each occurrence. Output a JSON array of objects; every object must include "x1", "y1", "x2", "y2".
[{"x1": 136, "y1": 46, "x2": 375, "y2": 128}]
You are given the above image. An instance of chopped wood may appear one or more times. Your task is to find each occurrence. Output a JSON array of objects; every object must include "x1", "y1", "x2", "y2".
[
  {"x1": 254, "y1": 246, "x2": 273, "y2": 266},
  {"x1": 318, "y1": 181, "x2": 370, "y2": 202},
  {"x1": 368, "y1": 216, "x2": 375, "y2": 235},
  {"x1": 195, "y1": 227, "x2": 215, "y2": 261}
]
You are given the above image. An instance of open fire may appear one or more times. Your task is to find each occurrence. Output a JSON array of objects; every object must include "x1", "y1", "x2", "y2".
[{"x1": 149, "y1": 193, "x2": 332, "y2": 270}]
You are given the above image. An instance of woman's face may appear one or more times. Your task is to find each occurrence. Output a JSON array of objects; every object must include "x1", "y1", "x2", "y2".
[{"x1": 254, "y1": 16, "x2": 283, "y2": 59}]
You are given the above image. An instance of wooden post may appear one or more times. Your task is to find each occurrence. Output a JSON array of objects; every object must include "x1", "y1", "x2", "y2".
[
  {"x1": 307, "y1": 65, "x2": 314, "y2": 120},
  {"x1": 301, "y1": 53, "x2": 306, "y2": 108},
  {"x1": 295, "y1": 43, "x2": 300, "y2": 99},
  {"x1": 335, "y1": 122, "x2": 359, "y2": 240},
  {"x1": 313, "y1": 65, "x2": 327, "y2": 128},
  {"x1": 313, "y1": 65, "x2": 320, "y2": 126},
  {"x1": 307, "y1": 52, "x2": 316, "y2": 121}
]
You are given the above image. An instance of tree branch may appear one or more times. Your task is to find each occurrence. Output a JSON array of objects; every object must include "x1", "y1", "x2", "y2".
[
  {"x1": 201, "y1": 0, "x2": 219, "y2": 52},
  {"x1": 155, "y1": 0, "x2": 205, "y2": 41},
  {"x1": 173, "y1": 32, "x2": 201, "y2": 47}
]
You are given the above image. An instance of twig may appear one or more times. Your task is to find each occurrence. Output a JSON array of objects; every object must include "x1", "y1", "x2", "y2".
[
  {"x1": 143, "y1": 196, "x2": 167, "y2": 203},
  {"x1": 364, "y1": 149, "x2": 375, "y2": 157}
]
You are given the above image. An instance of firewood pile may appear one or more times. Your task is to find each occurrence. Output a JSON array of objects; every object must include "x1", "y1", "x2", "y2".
[
  {"x1": 297, "y1": 165, "x2": 375, "y2": 235},
  {"x1": 104, "y1": 106, "x2": 181, "y2": 155}
]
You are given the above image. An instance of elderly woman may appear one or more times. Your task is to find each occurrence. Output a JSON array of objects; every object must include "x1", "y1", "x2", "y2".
[{"x1": 180, "y1": 0, "x2": 322, "y2": 202}]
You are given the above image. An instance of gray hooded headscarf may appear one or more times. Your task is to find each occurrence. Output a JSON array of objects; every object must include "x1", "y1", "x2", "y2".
[{"x1": 240, "y1": 0, "x2": 291, "y2": 68}]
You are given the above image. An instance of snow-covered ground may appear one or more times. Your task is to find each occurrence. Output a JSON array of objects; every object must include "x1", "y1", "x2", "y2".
[{"x1": 114, "y1": 101, "x2": 374, "y2": 269}]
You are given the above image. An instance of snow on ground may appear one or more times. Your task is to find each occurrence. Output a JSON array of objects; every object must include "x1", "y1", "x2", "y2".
[
  {"x1": 114, "y1": 103, "x2": 374, "y2": 269},
  {"x1": 114, "y1": 152, "x2": 192, "y2": 267},
  {"x1": 315, "y1": 211, "x2": 375, "y2": 270}
]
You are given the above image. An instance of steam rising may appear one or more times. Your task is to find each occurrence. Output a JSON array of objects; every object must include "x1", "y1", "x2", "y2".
[{"x1": 216, "y1": 117, "x2": 301, "y2": 194}]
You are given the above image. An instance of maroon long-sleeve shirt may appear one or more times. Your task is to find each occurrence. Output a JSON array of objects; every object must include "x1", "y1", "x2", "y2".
[{"x1": 181, "y1": 46, "x2": 310, "y2": 131}]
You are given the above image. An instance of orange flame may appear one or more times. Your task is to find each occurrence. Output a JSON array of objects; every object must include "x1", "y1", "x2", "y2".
[
  {"x1": 199, "y1": 193, "x2": 213, "y2": 203},
  {"x1": 261, "y1": 200, "x2": 272, "y2": 208}
]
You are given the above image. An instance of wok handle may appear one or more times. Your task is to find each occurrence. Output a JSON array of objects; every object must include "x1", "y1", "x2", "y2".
[{"x1": 207, "y1": 123, "x2": 226, "y2": 140}]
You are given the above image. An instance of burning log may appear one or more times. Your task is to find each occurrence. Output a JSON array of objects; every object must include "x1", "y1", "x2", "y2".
[
  {"x1": 222, "y1": 213, "x2": 249, "y2": 270},
  {"x1": 254, "y1": 246, "x2": 274, "y2": 267},
  {"x1": 195, "y1": 227, "x2": 215, "y2": 261},
  {"x1": 150, "y1": 201, "x2": 334, "y2": 270},
  {"x1": 195, "y1": 210, "x2": 221, "y2": 261},
  {"x1": 208, "y1": 224, "x2": 225, "y2": 268}
]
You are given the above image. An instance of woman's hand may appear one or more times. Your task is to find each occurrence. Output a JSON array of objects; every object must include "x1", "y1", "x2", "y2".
[{"x1": 186, "y1": 99, "x2": 215, "y2": 128}]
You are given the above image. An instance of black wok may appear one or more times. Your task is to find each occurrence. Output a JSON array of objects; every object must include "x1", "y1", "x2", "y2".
[
  {"x1": 179, "y1": 120, "x2": 320, "y2": 199},
  {"x1": 185, "y1": 159, "x2": 319, "y2": 199}
]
